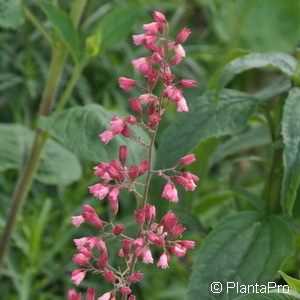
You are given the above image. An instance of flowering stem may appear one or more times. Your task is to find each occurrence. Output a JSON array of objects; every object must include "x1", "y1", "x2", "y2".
[{"x1": 0, "y1": 1, "x2": 87, "y2": 272}]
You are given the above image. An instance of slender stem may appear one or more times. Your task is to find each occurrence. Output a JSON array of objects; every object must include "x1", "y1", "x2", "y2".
[
  {"x1": 55, "y1": 59, "x2": 85, "y2": 112},
  {"x1": 0, "y1": 1, "x2": 88, "y2": 272},
  {"x1": 25, "y1": 8, "x2": 52, "y2": 44}
]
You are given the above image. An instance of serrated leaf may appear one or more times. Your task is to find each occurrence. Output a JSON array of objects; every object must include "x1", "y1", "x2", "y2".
[
  {"x1": 38, "y1": 1, "x2": 79, "y2": 62},
  {"x1": 216, "y1": 53, "x2": 297, "y2": 92},
  {"x1": 187, "y1": 212, "x2": 293, "y2": 300},
  {"x1": 0, "y1": 124, "x2": 82, "y2": 185},
  {"x1": 0, "y1": 0, "x2": 24, "y2": 29},
  {"x1": 157, "y1": 89, "x2": 256, "y2": 169},
  {"x1": 281, "y1": 88, "x2": 300, "y2": 215},
  {"x1": 38, "y1": 104, "x2": 149, "y2": 165},
  {"x1": 94, "y1": 6, "x2": 142, "y2": 53}
]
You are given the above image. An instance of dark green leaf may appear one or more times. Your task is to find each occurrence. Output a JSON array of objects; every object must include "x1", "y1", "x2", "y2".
[
  {"x1": 187, "y1": 212, "x2": 293, "y2": 300},
  {"x1": 157, "y1": 89, "x2": 257, "y2": 168},
  {"x1": 94, "y1": 6, "x2": 142, "y2": 53},
  {"x1": 0, "y1": 0, "x2": 24, "y2": 29},
  {"x1": 38, "y1": 1, "x2": 79, "y2": 62},
  {"x1": 38, "y1": 104, "x2": 150, "y2": 165},
  {"x1": 0, "y1": 124, "x2": 82, "y2": 185},
  {"x1": 216, "y1": 53, "x2": 297, "y2": 92},
  {"x1": 281, "y1": 88, "x2": 300, "y2": 215},
  {"x1": 211, "y1": 127, "x2": 270, "y2": 166}
]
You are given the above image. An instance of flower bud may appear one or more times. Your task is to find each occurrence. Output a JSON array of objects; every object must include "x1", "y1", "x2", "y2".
[
  {"x1": 119, "y1": 287, "x2": 132, "y2": 295},
  {"x1": 86, "y1": 288, "x2": 96, "y2": 300},
  {"x1": 176, "y1": 28, "x2": 191, "y2": 44},
  {"x1": 178, "y1": 154, "x2": 196, "y2": 166},
  {"x1": 103, "y1": 269, "x2": 116, "y2": 282},
  {"x1": 129, "y1": 98, "x2": 142, "y2": 115},
  {"x1": 128, "y1": 272, "x2": 144, "y2": 283},
  {"x1": 119, "y1": 145, "x2": 128, "y2": 166},
  {"x1": 113, "y1": 224, "x2": 125, "y2": 236}
]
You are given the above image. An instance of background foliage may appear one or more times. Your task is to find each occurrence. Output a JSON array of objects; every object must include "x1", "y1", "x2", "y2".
[{"x1": 1, "y1": 0, "x2": 300, "y2": 299}]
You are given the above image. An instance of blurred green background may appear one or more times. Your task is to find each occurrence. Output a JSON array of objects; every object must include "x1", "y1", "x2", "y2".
[{"x1": 1, "y1": 0, "x2": 300, "y2": 299}]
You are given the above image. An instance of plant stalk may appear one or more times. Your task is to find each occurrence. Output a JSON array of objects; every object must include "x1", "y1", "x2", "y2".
[{"x1": 0, "y1": 0, "x2": 88, "y2": 271}]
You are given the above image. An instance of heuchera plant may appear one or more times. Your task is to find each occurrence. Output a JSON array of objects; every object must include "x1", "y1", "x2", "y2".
[{"x1": 68, "y1": 11, "x2": 198, "y2": 300}]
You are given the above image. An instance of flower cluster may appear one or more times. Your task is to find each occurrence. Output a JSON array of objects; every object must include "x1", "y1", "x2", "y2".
[{"x1": 69, "y1": 11, "x2": 198, "y2": 300}]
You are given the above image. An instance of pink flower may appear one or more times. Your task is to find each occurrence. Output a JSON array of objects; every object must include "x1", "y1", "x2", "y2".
[
  {"x1": 133, "y1": 238, "x2": 144, "y2": 248},
  {"x1": 98, "y1": 251, "x2": 108, "y2": 269},
  {"x1": 145, "y1": 204, "x2": 156, "y2": 222},
  {"x1": 119, "y1": 287, "x2": 132, "y2": 295},
  {"x1": 134, "y1": 208, "x2": 145, "y2": 224},
  {"x1": 174, "y1": 176, "x2": 196, "y2": 191},
  {"x1": 98, "y1": 292, "x2": 111, "y2": 300},
  {"x1": 138, "y1": 159, "x2": 149, "y2": 175},
  {"x1": 118, "y1": 77, "x2": 137, "y2": 92},
  {"x1": 71, "y1": 215, "x2": 85, "y2": 227},
  {"x1": 113, "y1": 224, "x2": 125, "y2": 236},
  {"x1": 108, "y1": 187, "x2": 120, "y2": 216},
  {"x1": 109, "y1": 116, "x2": 125, "y2": 134},
  {"x1": 68, "y1": 289, "x2": 82, "y2": 300},
  {"x1": 86, "y1": 288, "x2": 96, "y2": 300},
  {"x1": 163, "y1": 86, "x2": 182, "y2": 103},
  {"x1": 177, "y1": 79, "x2": 197, "y2": 88},
  {"x1": 170, "y1": 224, "x2": 186, "y2": 238},
  {"x1": 128, "y1": 272, "x2": 144, "y2": 283},
  {"x1": 180, "y1": 240, "x2": 196, "y2": 249},
  {"x1": 132, "y1": 57, "x2": 151, "y2": 73},
  {"x1": 177, "y1": 97, "x2": 189, "y2": 112},
  {"x1": 119, "y1": 145, "x2": 128, "y2": 166},
  {"x1": 170, "y1": 245, "x2": 186, "y2": 257},
  {"x1": 103, "y1": 269, "x2": 116, "y2": 282},
  {"x1": 129, "y1": 296, "x2": 136, "y2": 300},
  {"x1": 129, "y1": 98, "x2": 142, "y2": 115},
  {"x1": 139, "y1": 93, "x2": 158, "y2": 105},
  {"x1": 99, "y1": 130, "x2": 114, "y2": 144},
  {"x1": 162, "y1": 181, "x2": 178, "y2": 202},
  {"x1": 82, "y1": 205, "x2": 103, "y2": 229},
  {"x1": 73, "y1": 253, "x2": 90, "y2": 266},
  {"x1": 176, "y1": 28, "x2": 191, "y2": 44},
  {"x1": 143, "y1": 22, "x2": 162, "y2": 34},
  {"x1": 71, "y1": 269, "x2": 87, "y2": 286},
  {"x1": 178, "y1": 154, "x2": 196, "y2": 166},
  {"x1": 142, "y1": 247, "x2": 153, "y2": 264},
  {"x1": 171, "y1": 44, "x2": 186, "y2": 66},
  {"x1": 89, "y1": 183, "x2": 110, "y2": 200},
  {"x1": 153, "y1": 11, "x2": 167, "y2": 23},
  {"x1": 161, "y1": 211, "x2": 178, "y2": 230},
  {"x1": 157, "y1": 251, "x2": 169, "y2": 269},
  {"x1": 148, "y1": 113, "x2": 161, "y2": 127},
  {"x1": 132, "y1": 34, "x2": 157, "y2": 45}
]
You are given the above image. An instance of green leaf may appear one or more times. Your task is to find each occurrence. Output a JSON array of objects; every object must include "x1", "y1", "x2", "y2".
[
  {"x1": 94, "y1": 6, "x2": 142, "y2": 53},
  {"x1": 38, "y1": 104, "x2": 150, "y2": 165},
  {"x1": 281, "y1": 88, "x2": 300, "y2": 215},
  {"x1": 207, "y1": 0, "x2": 300, "y2": 53},
  {"x1": 210, "y1": 127, "x2": 270, "y2": 166},
  {"x1": 0, "y1": 124, "x2": 82, "y2": 185},
  {"x1": 38, "y1": 1, "x2": 79, "y2": 62},
  {"x1": 279, "y1": 271, "x2": 300, "y2": 294},
  {"x1": 187, "y1": 212, "x2": 293, "y2": 300},
  {"x1": 216, "y1": 53, "x2": 297, "y2": 92},
  {"x1": 0, "y1": 0, "x2": 24, "y2": 29},
  {"x1": 235, "y1": 293, "x2": 294, "y2": 300},
  {"x1": 157, "y1": 89, "x2": 257, "y2": 168}
]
